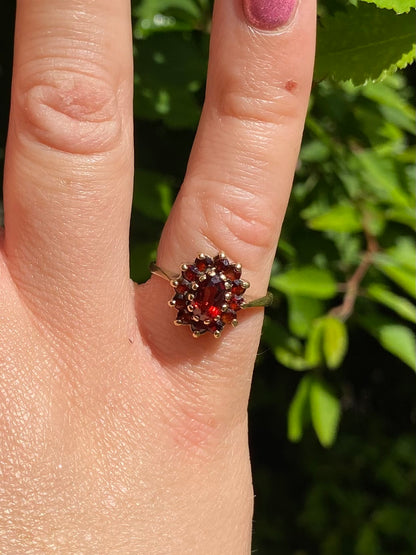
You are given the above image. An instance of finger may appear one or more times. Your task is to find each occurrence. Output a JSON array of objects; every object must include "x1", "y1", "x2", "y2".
[
  {"x1": 159, "y1": 0, "x2": 315, "y2": 296},
  {"x1": 3, "y1": 0, "x2": 134, "y2": 326},
  {"x1": 138, "y1": 0, "x2": 315, "y2": 388}
]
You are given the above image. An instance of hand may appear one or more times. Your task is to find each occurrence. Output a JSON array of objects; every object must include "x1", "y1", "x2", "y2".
[{"x1": 0, "y1": 0, "x2": 315, "y2": 552}]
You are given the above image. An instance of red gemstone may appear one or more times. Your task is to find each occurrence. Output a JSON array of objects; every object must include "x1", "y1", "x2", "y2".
[
  {"x1": 221, "y1": 310, "x2": 237, "y2": 325},
  {"x1": 214, "y1": 255, "x2": 230, "y2": 273},
  {"x1": 231, "y1": 280, "x2": 245, "y2": 295},
  {"x1": 207, "y1": 319, "x2": 224, "y2": 334},
  {"x1": 173, "y1": 293, "x2": 187, "y2": 310},
  {"x1": 176, "y1": 309, "x2": 193, "y2": 324},
  {"x1": 195, "y1": 256, "x2": 213, "y2": 272},
  {"x1": 207, "y1": 305, "x2": 221, "y2": 319},
  {"x1": 193, "y1": 274, "x2": 226, "y2": 323},
  {"x1": 176, "y1": 279, "x2": 190, "y2": 294},
  {"x1": 191, "y1": 320, "x2": 208, "y2": 334},
  {"x1": 224, "y1": 266, "x2": 242, "y2": 280},
  {"x1": 183, "y1": 265, "x2": 199, "y2": 282},
  {"x1": 229, "y1": 296, "x2": 244, "y2": 311}
]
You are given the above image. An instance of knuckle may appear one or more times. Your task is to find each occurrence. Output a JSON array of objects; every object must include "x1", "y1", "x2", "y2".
[
  {"x1": 215, "y1": 71, "x2": 302, "y2": 127},
  {"x1": 16, "y1": 70, "x2": 122, "y2": 155},
  {"x1": 195, "y1": 180, "x2": 279, "y2": 253}
]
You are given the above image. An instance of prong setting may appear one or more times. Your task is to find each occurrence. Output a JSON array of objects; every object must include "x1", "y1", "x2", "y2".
[{"x1": 164, "y1": 252, "x2": 268, "y2": 338}]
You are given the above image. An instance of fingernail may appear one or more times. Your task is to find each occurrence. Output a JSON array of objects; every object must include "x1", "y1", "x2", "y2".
[{"x1": 243, "y1": 0, "x2": 297, "y2": 30}]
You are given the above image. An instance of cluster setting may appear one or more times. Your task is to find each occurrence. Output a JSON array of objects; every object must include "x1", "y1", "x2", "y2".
[{"x1": 169, "y1": 253, "x2": 250, "y2": 338}]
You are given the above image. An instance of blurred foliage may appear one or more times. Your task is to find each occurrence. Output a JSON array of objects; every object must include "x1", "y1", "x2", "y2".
[{"x1": 0, "y1": 0, "x2": 415, "y2": 553}]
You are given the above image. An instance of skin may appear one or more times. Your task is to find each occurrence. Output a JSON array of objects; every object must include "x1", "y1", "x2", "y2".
[{"x1": 0, "y1": 0, "x2": 315, "y2": 553}]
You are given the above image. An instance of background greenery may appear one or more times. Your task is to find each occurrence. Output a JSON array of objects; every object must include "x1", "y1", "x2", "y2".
[{"x1": 1, "y1": 0, "x2": 415, "y2": 553}]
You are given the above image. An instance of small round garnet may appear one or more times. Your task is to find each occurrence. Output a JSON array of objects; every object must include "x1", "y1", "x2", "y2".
[{"x1": 170, "y1": 253, "x2": 249, "y2": 337}]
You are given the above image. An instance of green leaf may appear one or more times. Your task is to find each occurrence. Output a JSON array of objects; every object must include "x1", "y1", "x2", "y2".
[
  {"x1": 262, "y1": 319, "x2": 313, "y2": 371},
  {"x1": 133, "y1": 169, "x2": 174, "y2": 222},
  {"x1": 307, "y1": 204, "x2": 362, "y2": 233},
  {"x1": 310, "y1": 378, "x2": 341, "y2": 447},
  {"x1": 305, "y1": 318, "x2": 326, "y2": 367},
  {"x1": 374, "y1": 254, "x2": 416, "y2": 298},
  {"x1": 137, "y1": 0, "x2": 202, "y2": 19},
  {"x1": 386, "y1": 206, "x2": 416, "y2": 229},
  {"x1": 377, "y1": 324, "x2": 416, "y2": 370},
  {"x1": 362, "y1": 204, "x2": 386, "y2": 237},
  {"x1": 133, "y1": 0, "x2": 203, "y2": 37},
  {"x1": 288, "y1": 375, "x2": 312, "y2": 442},
  {"x1": 361, "y1": 0, "x2": 415, "y2": 14},
  {"x1": 270, "y1": 267, "x2": 338, "y2": 299},
  {"x1": 288, "y1": 296, "x2": 324, "y2": 338},
  {"x1": 130, "y1": 242, "x2": 158, "y2": 283},
  {"x1": 323, "y1": 317, "x2": 349, "y2": 369},
  {"x1": 362, "y1": 75, "x2": 416, "y2": 136},
  {"x1": 393, "y1": 44, "x2": 416, "y2": 72},
  {"x1": 134, "y1": 32, "x2": 208, "y2": 128},
  {"x1": 360, "y1": 315, "x2": 416, "y2": 370},
  {"x1": 386, "y1": 237, "x2": 416, "y2": 272},
  {"x1": 315, "y1": 4, "x2": 416, "y2": 85},
  {"x1": 367, "y1": 284, "x2": 416, "y2": 323},
  {"x1": 353, "y1": 151, "x2": 411, "y2": 207}
]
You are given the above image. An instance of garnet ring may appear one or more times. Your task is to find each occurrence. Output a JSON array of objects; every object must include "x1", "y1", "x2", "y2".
[{"x1": 150, "y1": 252, "x2": 273, "y2": 338}]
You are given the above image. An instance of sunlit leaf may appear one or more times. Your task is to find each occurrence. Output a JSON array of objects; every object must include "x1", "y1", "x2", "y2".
[
  {"x1": 361, "y1": 0, "x2": 415, "y2": 13},
  {"x1": 307, "y1": 204, "x2": 362, "y2": 233},
  {"x1": 323, "y1": 317, "x2": 349, "y2": 369},
  {"x1": 270, "y1": 267, "x2": 338, "y2": 299},
  {"x1": 367, "y1": 284, "x2": 416, "y2": 323},
  {"x1": 360, "y1": 315, "x2": 416, "y2": 371},
  {"x1": 374, "y1": 254, "x2": 416, "y2": 298},
  {"x1": 363, "y1": 79, "x2": 416, "y2": 134},
  {"x1": 386, "y1": 206, "x2": 416, "y2": 229},
  {"x1": 310, "y1": 378, "x2": 341, "y2": 447},
  {"x1": 305, "y1": 319, "x2": 326, "y2": 367},
  {"x1": 288, "y1": 296, "x2": 325, "y2": 338},
  {"x1": 377, "y1": 324, "x2": 416, "y2": 370},
  {"x1": 354, "y1": 151, "x2": 411, "y2": 207},
  {"x1": 386, "y1": 237, "x2": 416, "y2": 272}
]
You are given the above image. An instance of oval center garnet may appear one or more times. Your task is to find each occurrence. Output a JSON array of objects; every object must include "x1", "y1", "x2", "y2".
[{"x1": 193, "y1": 274, "x2": 225, "y2": 321}]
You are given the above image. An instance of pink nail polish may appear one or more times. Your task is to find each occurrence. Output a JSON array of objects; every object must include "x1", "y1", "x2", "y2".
[{"x1": 243, "y1": 0, "x2": 297, "y2": 30}]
